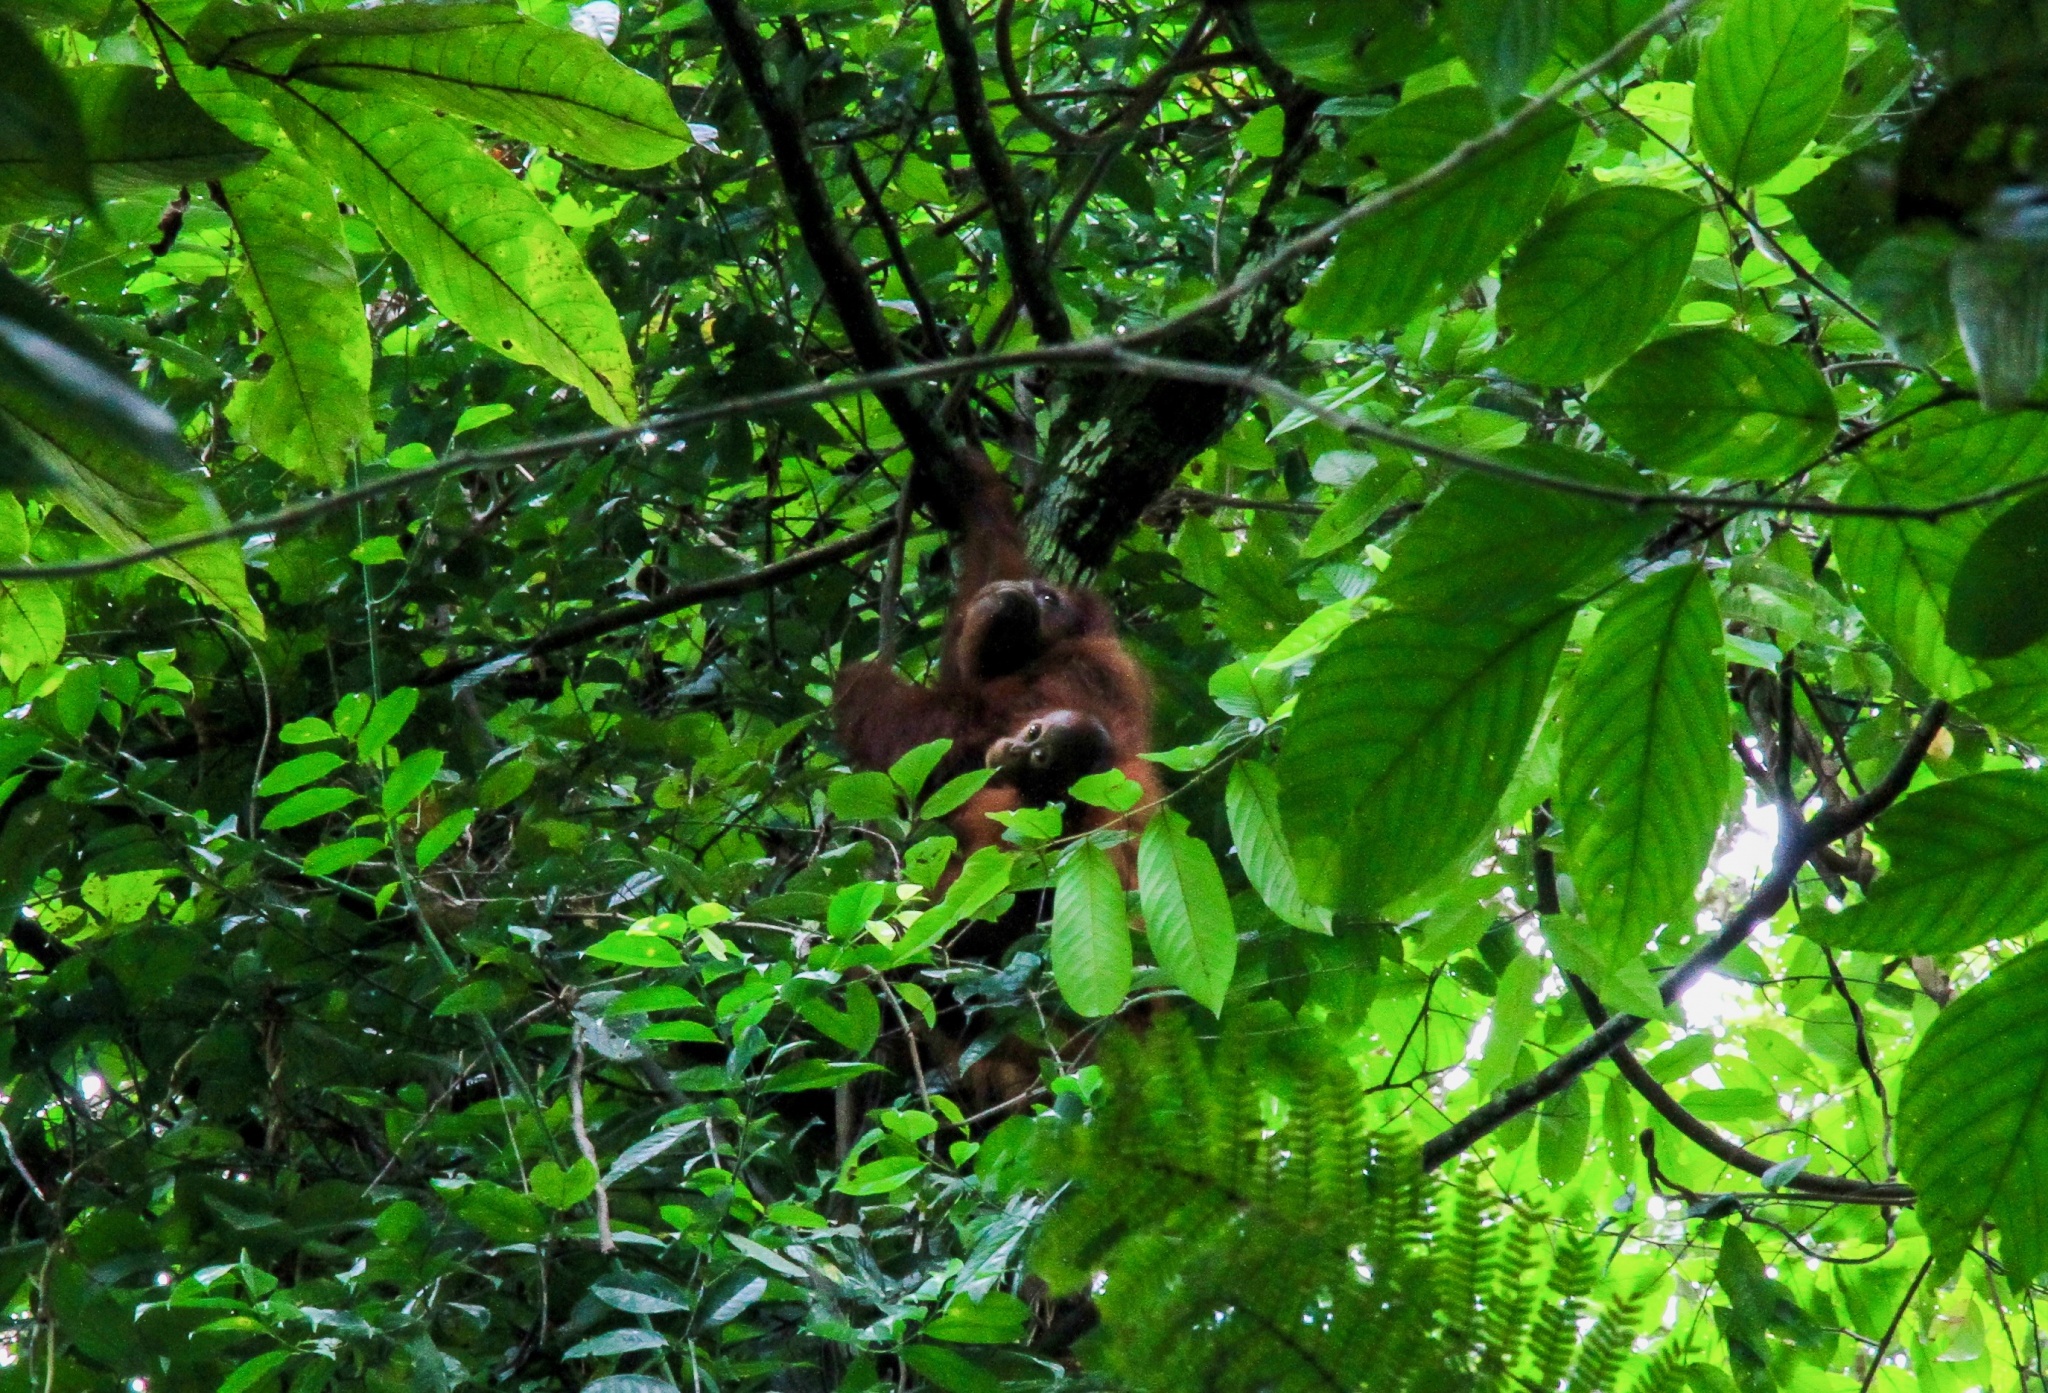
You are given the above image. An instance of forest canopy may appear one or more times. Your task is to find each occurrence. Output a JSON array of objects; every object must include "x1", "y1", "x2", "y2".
[{"x1": 2, "y1": 0, "x2": 2047, "y2": 1389}]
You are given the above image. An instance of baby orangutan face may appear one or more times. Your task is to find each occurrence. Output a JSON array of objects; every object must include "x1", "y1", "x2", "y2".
[{"x1": 984, "y1": 708, "x2": 1115, "y2": 802}]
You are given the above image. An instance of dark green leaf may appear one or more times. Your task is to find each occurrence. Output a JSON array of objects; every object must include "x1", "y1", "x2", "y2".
[
  {"x1": 1948, "y1": 487, "x2": 2048, "y2": 657},
  {"x1": 1375, "y1": 445, "x2": 1664, "y2": 619},
  {"x1": 1803, "y1": 770, "x2": 2048, "y2": 953},
  {"x1": 1279, "y1": 602, "x2": 1572, "y2": 913},
  {"x1": 1555, "y1": 0, "x2": 1663, "y2": 64},
  {"x1": 1536, "y1": 1076, "x2": 1590, "y2": 1184},
  {"x1": 261, "y1": 785, "x2": 356, "y2": 830},
  {"x1": 1898, "y1": 941, "x2": 2048, "y2": 1282},
  {"x1": 1447, "y1": 0, "x2": 1558, "y2": 105},
  {"x1": 1586, "y1": 328, "x2": 1837, "y2": 478},
  {"x1": 1295, "y1": 91, "x2": 1576, "y2": 336},
  {"x1": 0, "y1": 14, "x2": 91, "y2": 216},
  {"x1": 1050, "y1": 842, "x2": 1132, "y2": 1017},
  {"x1": 1496, "y1": 187, "x2": 1702, "y2": 384},
  {"x1": 926, "y1": 1292, "x2": 1031, "y2": 1345},
  {"x1": 1251, "y1": 0, "x2": 1450, "y2": 92},
  {"x1": 1695, "y1": 0, "x2": 1849, "y2": 189},
  {"x1": 1785, "y1": 143, "x2": 1899, "y2": 278}
]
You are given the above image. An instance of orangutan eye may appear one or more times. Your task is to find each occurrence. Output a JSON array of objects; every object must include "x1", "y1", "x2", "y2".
[{"x1": 1025, "y1": 722, "x2": 1041, "y2": 739}]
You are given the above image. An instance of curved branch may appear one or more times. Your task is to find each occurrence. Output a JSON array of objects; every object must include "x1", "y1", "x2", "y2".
[
  {"x1": 993, "y1": 0, "x2": 1081, "y2": 147},
  {"x1": 1569, "y1": 976, "x2": 1914, "y2": 1205}
]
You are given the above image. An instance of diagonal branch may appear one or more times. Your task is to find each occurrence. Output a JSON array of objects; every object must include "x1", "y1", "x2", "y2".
[
  {"x1": 701, "y1": 0, "x2": 966, "y2": 511},
  {"x1": 932, "y1": 0, "x2": 1071, "y2": 345}
]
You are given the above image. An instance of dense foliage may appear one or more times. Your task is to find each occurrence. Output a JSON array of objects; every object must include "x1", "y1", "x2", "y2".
[{"x1": 4, "y1": 0, "x2": 2048, "y2": 1388}]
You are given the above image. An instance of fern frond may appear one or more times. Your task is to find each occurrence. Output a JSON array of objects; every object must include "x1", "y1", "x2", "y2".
[
  {"x1": 1564, "y1": 1289, "x2": 1647, "y2": 1393},
  {"x1": 1519, "y1": 1234, "x2": 1599, "y2": 1393}
]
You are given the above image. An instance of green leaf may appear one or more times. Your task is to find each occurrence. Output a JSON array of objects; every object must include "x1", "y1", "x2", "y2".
[
  {"x1": 0, "y1": 14, "x2": 92, "y2": 216},
  {"x1": 382, "y1": 748, "x2": 445, "y2": 816},
  {"x1": 1375, "y1": 445, "x2": 1663, "y2": 620},
  {"x1": 1279, "y1": 603, "x2": 1573, "y2": 913},
  {"x1": 1947, "y1": 488, "x2": 2048, "y2": 659},
  {"x1": 1560, "y1": 565, "x2": 1730, "y2": 964},
  {"x1": 1536, "y1": 1076, "x2": 1590, "y2": 1185},
  {"x1": 454, "y1": 1180, "x2": 545, "y2": 1244},
  {"x1": 301, "y1": 836, "x2": 384, "y2": 876},
  {"x1": 1294, "y1": 90, "x2": 1576, "y2": 336},
  {"x1": 433, "y1": 978, "x2": 505, "y2": 1016},
  {"x1": 357, "y1": 687, "x2": 418, "y2": 761},
  {"x1": 1252, "y1": 0, "x2": 1450, "y2": 92},
  {"x1": 260, "y1": 81, "x2": 636, "y2": 423},
  {"x1": 921, "y1": 766, "x2": 996, "y2": 820},
  {"x1": 828, "y1": 769, "x2": 899, "y2": 821},
  {"x1": 1473, "y1": 950, "x2": 1545, "y2": 1096},
  {"x1": 257, "y1": 750, "x2": 345, "y2": 797},
  {"x1": 1586, "y1": 328, "x2": 1837, "y2": 479},
  {"x1": 793, "y1": 980, "x2": 881, "y2": 1055},
  {"x1": 760, "y1": 1059, "x2": 886, "y2": 1094},
  {"x1": 1050, "y1": 842, "x2": 1133, "y2": 1017},
  {"x1": 1695, "y1": 0, "x2": 1849, "y2": 189},
  {"x1": 221, "y1": 2, "x2": 697, "y2": 169},
  {"x1": 1447, "y1": 0, "x2": 1558, "y2": 105},
  {"x1": 529, "y1": 1157, "x2": 598, "y2": 1211},
  {"x1": 415, "y1": 805, "x2": 474, "y2": 868},
  {"x1": 1555, "y1": 0, "x2": 1663, "y2": 64},
  {"x1": 0, "y1": 494, "x2": 61, "y2": 682},
  {"x1": 261, "y1": 785, "x2": 357, "y2": 830},
  {"x1": 1834, "y1": 405, "x2": 2048, "y2": 697},
  {"x1": 926, "y1": 1292, "x2": 1031, "y2": 1345},
  {"x1": 1802, "y1": 770, "x2": 2048, "y2": 954},
  {"x1": 892, "y1": 847, "x2": 1012, "y2": 961},
  {"x1": 1137, "y1": 809, "x2": 1237, "y2": 1016},
  {"x1": 1898, "y1": 941, "x2": 2048, "y2": 1283},
  {"x1": 1785, "y1": 143, "x2": 1899, "y2": 278},
  {"x1": 888, "y1": 737, "x2": 951, "y2": 800},
  {"x1": 585, "y1": 930, "x2": 685, "y2": 968},
  {"x1": 1495, "y1": 187, "x2": 1702, "y2": 385},
  {"x1": 1224, "y1": 762, "x2": 1330, "y2": 932},
  {"x1": 219, "y1": 1350, "x2": 296, "y2": 1393},
  {"x1": 0, "y1": 65, "x2": 260, "y2": 219},
  {"x1": 219, "y1": 145, "x2": 372, "y2": 488}
]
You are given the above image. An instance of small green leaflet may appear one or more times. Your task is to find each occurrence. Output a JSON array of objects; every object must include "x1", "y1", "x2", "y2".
[
  {"x1": 1137, "y1": 809, "x2": 1236, "y2": 1016},
  {"x1": 416, "y1": 806, "x2": 475, "y2": 868},
  {"x1": 1224, "y1": 762, "x2": 1329, "y2": 932}
]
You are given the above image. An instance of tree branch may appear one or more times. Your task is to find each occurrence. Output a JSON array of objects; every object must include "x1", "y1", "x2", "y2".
[
  {"x1": 1420, "y1": 701, "x2": 1950, "y2": 1171},
  {"x1": 702, "y1": 0, "x2": 966, "y2": 511},
  {"x1": 1569, "y1": 976, "x2": 1913, "y2": 1204},
  {"x1": 419, "y1": 518, "x2": 896, "y2": 688},
  {"x1": 933, "y1": 0, "x2": 1071, "y2": 344}
]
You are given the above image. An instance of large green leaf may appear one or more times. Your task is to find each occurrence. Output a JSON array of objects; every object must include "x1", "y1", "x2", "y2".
[
  {"x1": 1898, "y1": 942, "x2": 2048, "y2": 1283},
  {"x1": 1375, "y1": 445, "x2": 1664, "y2": 621},
  {"x1": 1137, "y1": 809, "x2": 1237, "y2": 1016},
  {"x1": 1695, "y1": 0, "x2": 1849, "y2": 189},
  {"x1": 1946, "y1": 487, "x2": 2048, "y2": 659},
  {"x1": 1250, "y1": 0, "x2": 1451, "y2": 92},
  {"x1": 1050, "y1": 843, "x2": 1133, "y2": 1018},
  {"x1": 258, "y1": 79, "x2": 636, "y2": 424},
  {"x1": 1294, "y1": 90, "x2": 1576, "y2": 336},
  {"x1": 1585, "y1": 328, "x2": 1836, "y2": 479},
  {"x1": 218, "y1": 147, "x2": 372, "y2": 488},
  {"x1": 1447, "y1": 0, "x2": 1558, "y2": 106},
  {"x1": 1833, "y1": 405, "x2": 2048, "y2": 698},
  {"x1": 1555, "y1": 0, "x2": 1663, "y2": 64},
  {"x1": 0, "y1": 65, "x2": 260, "y2": 220},
  {"x1": 1224, "y1": 761, "x2": 1330, "y2": 932},
  {"x1": 1560, "y1": 565, "x2": 1730, "y2": 967},
  {"x1": 1495, "y1": 187, "x2": 1702, "y2": 385},
  {"x1": 1802, "y1": 770, "x2": 2048, "y2": 953},
  {"x1": 1279, "y1": 602, "x2": 1573, "y2": 913},
  {"x1": 210, "y1": 2, "x2": 695, "y2": 170}
]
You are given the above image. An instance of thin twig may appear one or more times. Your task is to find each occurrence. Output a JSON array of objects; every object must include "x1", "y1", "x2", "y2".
[
  {"x1": 1860, "y1": 1255, "x2": 1933, "y2": 1391},
  {"x1": 569, "y1": 1028, "x2": 616, "y2": 1254}
]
